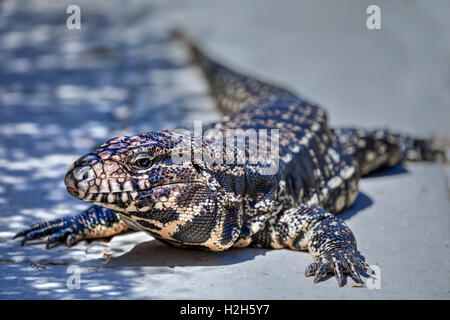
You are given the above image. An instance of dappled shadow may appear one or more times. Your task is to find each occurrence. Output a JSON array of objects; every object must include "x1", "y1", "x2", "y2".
[
  {"x1": 0, "y1": 0, "x2": 215, "y2": 300},
  {"x1": 1, "y1": 232, "x2": 180, "y2": 299}
]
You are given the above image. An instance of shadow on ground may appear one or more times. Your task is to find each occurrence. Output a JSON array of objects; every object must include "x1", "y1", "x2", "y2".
[
  {"x1": 362, "y1": 163, "x2": 409, "y2": 179},
  {"x1": 104, "y1": 240, "x2": 269, "y2": 268}
]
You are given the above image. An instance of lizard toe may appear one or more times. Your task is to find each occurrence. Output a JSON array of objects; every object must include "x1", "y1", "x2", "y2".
[
  {"x1": 305, "y1": 262, "x2": 321, "y2": 277},
  {"x1": 45, "y1": 228, "x2": 75, "y2": 249},
  {"x1": 308, "y1": 249, "x2": 368, "y2": 287},
  {"x1": 17, "y1": 219, "x2": 69, "y2": 246}
]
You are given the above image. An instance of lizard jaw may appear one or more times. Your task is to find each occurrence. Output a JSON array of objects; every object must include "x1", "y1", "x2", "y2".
[{"x1": 66, "y1": 182, "x2": 205, "y2": 214}]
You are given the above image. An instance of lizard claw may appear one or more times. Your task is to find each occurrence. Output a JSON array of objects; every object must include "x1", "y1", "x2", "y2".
[
  {"x1": 14, "y1": 217, "x2": 82, "y2": 249},
  {"x1": 305, "y1": 248, "x2": 370, "y2": 287}
]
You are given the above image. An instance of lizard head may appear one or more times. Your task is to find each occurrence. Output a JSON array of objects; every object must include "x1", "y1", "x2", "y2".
[{"x1": 64, "y1": 130, "x2": 244, "y2": 250}]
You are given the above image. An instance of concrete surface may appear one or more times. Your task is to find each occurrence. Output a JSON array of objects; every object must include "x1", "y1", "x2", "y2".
[{"x1": 0, "y1": 0, "x2": 449, "y2": 299}]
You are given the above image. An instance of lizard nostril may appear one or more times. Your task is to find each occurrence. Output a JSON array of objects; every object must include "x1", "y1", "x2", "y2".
[{"x1": 73, "y1": 166, "x2": 96, "y2": 182}]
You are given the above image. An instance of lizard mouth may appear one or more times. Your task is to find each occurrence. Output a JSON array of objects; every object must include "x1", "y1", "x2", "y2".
[
  {"x1": 66, "y1": 186, "x2": 78, "y2": 197},
  {"x1": 66, "y1": 182, "x2": 203, "y2": 207}
]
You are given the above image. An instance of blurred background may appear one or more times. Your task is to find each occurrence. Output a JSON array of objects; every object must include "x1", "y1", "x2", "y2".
[{"x1": 0, "y1": 0, "x2": 449, "y2": 299}]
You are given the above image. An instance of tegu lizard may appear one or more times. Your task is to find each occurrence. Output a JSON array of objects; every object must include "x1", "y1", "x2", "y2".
[{"x1": 15, "y1": 29, "x2": 445, "y2": 287}]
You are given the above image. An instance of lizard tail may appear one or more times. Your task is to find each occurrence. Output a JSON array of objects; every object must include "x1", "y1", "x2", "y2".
[
  {"x1": 170, "y1": 27, "x2": 208, "y2": 67},
  {"x1": 170, "y1": 27, "x2": 296, "y2": 115}
]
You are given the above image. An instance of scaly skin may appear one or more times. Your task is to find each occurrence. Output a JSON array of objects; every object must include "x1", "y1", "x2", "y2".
[{"x1": 15, "y1": 30, "x2": 444, "y2": 287}]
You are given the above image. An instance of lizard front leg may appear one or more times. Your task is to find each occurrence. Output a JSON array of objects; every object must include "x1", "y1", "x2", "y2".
[
  {"x1": 252, "y1": 205, "x2": 370, "y2": 287},
  {"x1": 14, "y1": 205, "x2": 129, "y2": 249}
]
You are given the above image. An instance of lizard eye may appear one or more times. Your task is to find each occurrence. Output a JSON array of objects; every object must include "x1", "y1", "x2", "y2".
[{"x1": 131, "y1": 153, "x2": 153, "y2": 170}]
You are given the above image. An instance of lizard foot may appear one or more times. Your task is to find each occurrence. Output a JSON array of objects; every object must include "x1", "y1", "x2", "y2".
[
  {"x1": 14, "y1": 216, "x2": 87, "y2": 249},
  {"x1": 305, "y1": 248, "x2": 370, "y2": 287},
  {"x1": 14, "y1": 205, "x2": 127, "y2": 249}
]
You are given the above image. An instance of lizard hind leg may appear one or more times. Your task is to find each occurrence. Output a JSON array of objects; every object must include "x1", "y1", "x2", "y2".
[{"x1": 333, "y1": 128, "x2": 446, "y2": 176}]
